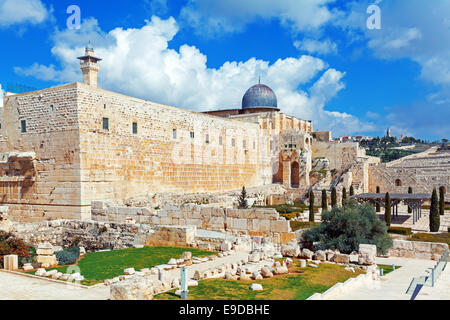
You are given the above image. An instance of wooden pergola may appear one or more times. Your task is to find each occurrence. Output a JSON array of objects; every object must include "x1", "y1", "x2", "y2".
[{"x1": 351, "y1": 193, "x2": 431, "y2": 224}]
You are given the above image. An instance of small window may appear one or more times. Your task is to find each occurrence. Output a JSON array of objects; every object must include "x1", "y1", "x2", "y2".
[
  {"x1": 132, "y1": 122, "x2": 138, "y2": 134},
  {"x1": 21, "y1": 120, "x2": 27, "y2": 133},
  {"x1": 190, "y1": 131, "x2": 195, "y2": 139},
  {"x1": 102, "y1": 118, "x2": 109, "y2": 131},
  {"x1": 219, "y1": 136, "x2": 223, "y2": 146},
  {"x1": 206, "y1": 134, "x2": 210, "y2": 144},
  {"x1": 173, "y1": 129, "x2": 177, "y2": 139},
  {"x1": 50, "y1": 105, "x2": 54, "y2": 112},
  {"x1": 104, "y1": 104, "x2": 107, "y2": 109},
  {"x1": 232, "y1": 138, "x2": 235, "y2": 147}
]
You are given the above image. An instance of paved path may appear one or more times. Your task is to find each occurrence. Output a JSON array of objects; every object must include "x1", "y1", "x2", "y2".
[
  {"x1": 334, "y1": 257, "x2": 438, "y2": 300},
  {"x1": 0, "y1": 271, "x2": 110, "y2": 300}
]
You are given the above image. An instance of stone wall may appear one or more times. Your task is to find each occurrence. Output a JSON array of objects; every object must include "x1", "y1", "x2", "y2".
[
  {"x1": 0, "y1": 83, "x2": 275, "y2": 222},
  {"x1": 388, "y1": 239, "x2": 449, "y2": 260},
  {"x1": 9, "y1": 220, "x2": 144, "y2": 250},
  {"x1": 76, "y1": 83, "x2": 272, "y2": 205},
  {"x1": 91, "y1": 203, "x2": 294, "y2": 243},
  {"x1": 0, "y1": 84, "x2": 87, "y2": 222},
  {"x1": 145, "y1": 225, "x2": 196, "y2": 247},
  {"x1": 311, "y1": 141, "x2": 366, "y2": 173}
]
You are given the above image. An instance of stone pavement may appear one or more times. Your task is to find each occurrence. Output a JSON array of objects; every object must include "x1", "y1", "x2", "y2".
[
  {"x1": 333, "y1": 257, "x2": 438, "y2": 300},
  {"x1": 0, "y1": 270, "x2": 110, "y2": 300}
]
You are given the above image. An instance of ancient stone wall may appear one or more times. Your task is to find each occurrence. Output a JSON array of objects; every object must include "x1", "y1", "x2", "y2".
[
  {"x1": 91, "y1": 203, "x2": 294, "y2": 243},
  {"x1": 0, "y1": 84, "x2": 86, "y2": 222},
  {"x1": 9, "y1": 220, "x2": 144, "y2": 250},
  {"x1": 311, "y1": 141, "x2": 366, "y2": 172},
  {"x1": 76, "y1": 83, "x2": 272, "y2": 205},
  {"x1": 368, "y1": 149, "x2": 450, "y2": 194},
  {"x1": 0, "y1": 83, "x2": 277, "y2": 222},
  {"x1": 388, "y1": 239, "x2": 448, "y2": 260}
]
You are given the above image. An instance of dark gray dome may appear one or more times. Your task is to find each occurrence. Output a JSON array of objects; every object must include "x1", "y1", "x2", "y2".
[{"x1": 242, "y1": 84, "x2": 277, "y2": 109}]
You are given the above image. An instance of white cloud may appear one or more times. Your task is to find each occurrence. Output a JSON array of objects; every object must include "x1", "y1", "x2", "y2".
[
  {"x1": 179, "y1": 0, "x2": 336, "y2": 36},
  {"x1": 294, "y1": 38, "x2": 337, "y2": 55},
  {"x1": 15, "y1": 16, "x2": 373, "y2": 136},
  {"x1": 0, "y1": 0, "x2": 49, "y2": 27}
]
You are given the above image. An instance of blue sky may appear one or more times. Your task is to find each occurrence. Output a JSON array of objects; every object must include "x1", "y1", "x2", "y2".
[{"x1": 0, "y1": 0, "x2": 449, "y2": 141}]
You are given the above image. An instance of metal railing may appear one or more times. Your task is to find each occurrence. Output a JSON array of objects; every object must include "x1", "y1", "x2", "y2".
[{"x1": 406, "y1": 249, "x2": 449, "y2": 296}]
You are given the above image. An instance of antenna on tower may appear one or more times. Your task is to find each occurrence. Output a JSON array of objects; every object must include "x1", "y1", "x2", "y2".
[{"x1": 258, "y1": 76, "x2": 261, "y2": 85}]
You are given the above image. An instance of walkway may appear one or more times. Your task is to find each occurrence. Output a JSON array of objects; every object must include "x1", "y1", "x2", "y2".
[
  {"x1": 334, "y1": 257, "x2": 438, "y2": 300},
  {"x1": 0, "y1": 270, "x2": 110, "y2": 300}
]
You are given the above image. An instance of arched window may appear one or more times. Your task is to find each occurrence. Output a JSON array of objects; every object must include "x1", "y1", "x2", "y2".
[{"x1": 395, "y1": 179, "x2": 402, "y2": 187}]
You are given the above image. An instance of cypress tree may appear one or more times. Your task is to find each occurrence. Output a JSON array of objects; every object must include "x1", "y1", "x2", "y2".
[
  {"x1": 237, "y1": 186, "x2": 248, "y2": 209},
  {"x1": 331, "y1": 187, "x2": 337, "y2": 208},
  {"x1": 342, "y1": 187, "x2": 347, "y2": 206},
  {"x1": 408, "y1": 187, "x2": 413, "y2": 213},
  {"x1": 385, "y1": 193, "x2": 391, "y2": 226},
  {"x1": 309, "y1": 190, "x2": 315, "y2": 222},
  {"x1": 430, "y1": 188, "x2": 440, "y2": 232},
  {"x1": 376, "y1": 186, "x2": 381, "y2": 212},
  {"x1": 439, "y1": 186, "x2": 445, "y2": 216},
  {"x1": 321, "y1": 189, "x2": 328, "y2": 212},
  {"x1": 350, "y1": 185, "x2": 355, "y2": 196}
]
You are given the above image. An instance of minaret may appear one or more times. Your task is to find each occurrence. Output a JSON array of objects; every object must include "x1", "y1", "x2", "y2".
[{"x1": 77, "y1": 45, "x2": 102, "y2": 87}]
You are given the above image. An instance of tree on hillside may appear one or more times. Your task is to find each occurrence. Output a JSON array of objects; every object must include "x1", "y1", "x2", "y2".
[
  {"x1": 321, "y1": 189, "x2": 328, "y2": 213},
  {"x1": 385, "y1": 193, "x2": 391, "y2": 226},
  {"x1": 331, "y1": 187, "x2": 337, "y2": 208},
  {"x1": 430, "y1": 188, "x2": 440, "y2": 232},
  {"x1": 376, "y1": 186, "x2": 381, "y2": 212},
  {"x1": 303, "y1": 201, "x2": 393, "y2": 255},
  {"x1": 237, "y1": 186, "x2": 248, "y2": 209},
  {"x1": 439, "y1": 186, "x2": 446, "y2": 216},
  {"x1": 408, "y1": 187, "x2": 413, "y2": 213},
  {"x1": 309, "y1": 190, "x2": 315, "y2": 222},
  {"x1": 342, "y1": 187, "x2": 347, "y2": 206}
]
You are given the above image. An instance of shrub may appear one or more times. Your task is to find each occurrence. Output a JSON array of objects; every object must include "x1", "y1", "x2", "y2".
[
  {"x1": 303, "y1": 200, "x2": 393, "y2": 255},
  {"x1": 275, "y1": 204, "x2": 293, "y2": 214},
  {"x1": 55, "y1": 247, "x2": 80, "y2": 266},
  {"x1": 290, "y1": 221, "x2": 321, "y2": 231},
  {"x1": 388, "y1": 226, "x2": 412, "y2": 235},
  {"x1": 0, "y1": 231, "x2": 30, "y2": 265},
  {"x1": 430, "y1": 188, "x2": 440, "y2": 232},
  {"x1": 280, "y1": 212, "x2": 297, "y2": 220}
]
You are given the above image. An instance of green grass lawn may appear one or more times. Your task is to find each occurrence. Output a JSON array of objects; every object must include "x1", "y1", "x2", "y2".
[
  {"x1": 290, "y1": 221, "x2": 321, "y2": 231},
  {"x1": 155, "y1": 259, "x2": 364, "y2": 300},
  {"x1": 408, "y1": 233, "x2": 450, "y2": 246},
  {"x1": 377, "y1": 264, "x2": 401, "y2": 275},
  {"x1": 29, "y1": 246, "x2": 215, "y2": 286}
]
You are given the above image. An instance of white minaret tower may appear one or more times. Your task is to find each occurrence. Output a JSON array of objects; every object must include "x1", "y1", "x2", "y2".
[{"x1": 77, "y1": 45, "x2": 102, "y2": 87}]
